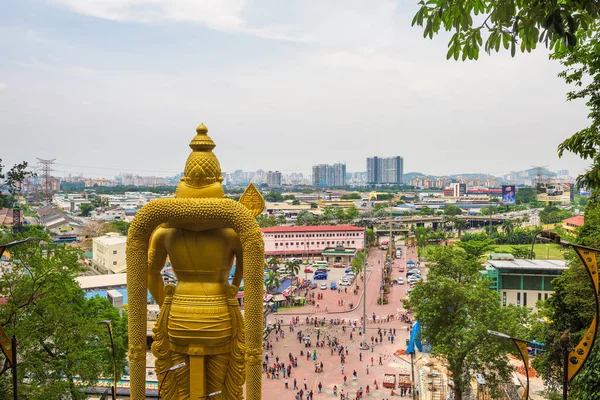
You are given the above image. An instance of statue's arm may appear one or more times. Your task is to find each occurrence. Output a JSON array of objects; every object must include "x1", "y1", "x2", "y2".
[{"x1": 148, "y1": 228, "x2": 168, "y2": 306}]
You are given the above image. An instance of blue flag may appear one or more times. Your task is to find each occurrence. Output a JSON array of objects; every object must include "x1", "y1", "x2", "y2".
[{"x1": 406, "y1": 321, "x2": 423, "y2": 354}]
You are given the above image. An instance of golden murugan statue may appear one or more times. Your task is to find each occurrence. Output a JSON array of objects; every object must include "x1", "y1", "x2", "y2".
[{"x1": 126, "y1": 124, "x2": 265, "y2": 400}]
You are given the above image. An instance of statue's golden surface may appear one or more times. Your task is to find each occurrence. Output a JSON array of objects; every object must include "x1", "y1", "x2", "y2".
[{"x1": 126, "y1": 124, "x2": 264, "y2": 400}]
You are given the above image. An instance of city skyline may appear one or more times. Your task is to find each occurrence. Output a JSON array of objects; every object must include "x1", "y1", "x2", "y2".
[{"x1": 0, "y1": 1, "x2": 590, "y2": 180}]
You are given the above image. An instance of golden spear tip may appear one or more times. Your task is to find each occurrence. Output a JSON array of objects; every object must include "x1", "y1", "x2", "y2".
[{"x1": 196, "y1": 123, "x2": 208, "y2": 134}]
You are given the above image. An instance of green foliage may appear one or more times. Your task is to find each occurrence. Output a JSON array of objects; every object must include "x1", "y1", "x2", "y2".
[
  {"x1": 509, "y1": 246, "x2": 533, "y2": 259},
  {"x1": 291, "y1": 199, "x2": 300, "y2": 205},
  {"x1": 413, "y1": 0, "x2": 599, "y2": 61},
  {"x1": 256, "y1": 214, "x2": 278, "y2": 227},
  {"x1": 267, "y1": 257, "x2": 280, "y2": 271},
  {"x1": 264, "y1": 191, "x2": 284, "y2": 202},
  {"x1": 366, "y1": 228, "x2": 376, "y2": 247},
  {"x1": 351, "y1": 250, "x2": 364, "y2": 276},
  {"x1": 265, "y1": 271, "x2": 281, "y2": 293},
  {"x1": 295, "y1": 210, "x2": 316, "y2": 226},
  {"x1": 443, "y1": 204, "x2": 462, "y2": 216},
  {"x1": 532, "y1": 191, "x2": 600, "y2": 394},
  {"x1": 455, "y1": 238, "x2": 497, "y2": 260},
  {"x1": 0, "y1": 229, "x2": 127, "y2": 399},
  {"x1": 107, "y1": 221, "x2": 130, "y2": 236},
  {"x1": 404, "y1": 246, "x2": 531, "y2": 398},
  {"x1": 539, "y1": 205, "x2": 573, "y2": 224},
  {"x1": 419, "y1": 206, "x2": 435, "y2": 216},
  {"x1": 79, "y1": 203, "x2": 95, "y2": 217},
  {"x1": 340, "y1": 193, "x2": 361, "y2": 200},
  {"x1": 285, "y1": 259, "x2": 301, "y2": 278}
]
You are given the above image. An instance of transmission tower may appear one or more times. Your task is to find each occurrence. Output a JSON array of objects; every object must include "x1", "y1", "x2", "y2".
[{"x1": 36, "y1": 158, "x2": 56, "y2": 204}]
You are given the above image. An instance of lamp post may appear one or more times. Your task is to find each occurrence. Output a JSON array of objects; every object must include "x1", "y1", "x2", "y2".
[
  {"x1": 488, "y1": 330, "x2": 530, "y2": 400},
  {"x1": 0, "y1": 237, "x2": 34, "y2": 400},
  {"x1": 99, "y1": 320, "x2": 117, "y2": 400},
  {"x1": 360, "y1": 220, "x2": 369, "y2": 350}
]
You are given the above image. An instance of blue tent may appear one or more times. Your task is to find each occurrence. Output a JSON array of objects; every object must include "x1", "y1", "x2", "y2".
[{"x1": 406, "y1": 321, "x2": 423, "y2": 354}]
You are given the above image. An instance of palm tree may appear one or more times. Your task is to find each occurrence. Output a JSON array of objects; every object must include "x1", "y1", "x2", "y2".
[
  {"x1": 285, "y1": 259, "x2": 301, "y2": 283},
  {"x1": 265, "y1": 271, "x2": 281, "y2": 294},
  {"x1": 453, "y1": 218, "x2": 467, "y2": 238},
  {"x1": 267, "y1": 256, "x2": 280, "y2": 272},
  {"x1": 502, "y1": 219, "x2": 515, "y2": 234}
]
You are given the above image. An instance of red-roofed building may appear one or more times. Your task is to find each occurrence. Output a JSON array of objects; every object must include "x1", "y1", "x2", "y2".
[
  {"x1": 562, "y1": 215, "x2": 585, "y2": 233},
  {"x1": 262, "y1": 225, "x2": 364, "y2": 263}
]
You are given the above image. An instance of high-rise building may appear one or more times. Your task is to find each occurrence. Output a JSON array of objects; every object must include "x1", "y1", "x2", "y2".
[
  {"x1": 266, "y1": 171, "x2": 282, "y2": 187},
  {"x1": 312, "y1": 163, "x2": 346, "y2": 187},
  {"x1": 366, "y1": 156, "x2": 404, "y2": 184}
]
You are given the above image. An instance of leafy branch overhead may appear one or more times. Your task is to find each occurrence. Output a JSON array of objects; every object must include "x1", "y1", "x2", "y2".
[{"x1": 412, "y1": 0, "x2": 600, "y2": 60}]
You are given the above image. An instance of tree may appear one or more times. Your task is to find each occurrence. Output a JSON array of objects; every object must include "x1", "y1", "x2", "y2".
[
  {"x1": 351, "y1": 250, "x2": 364, "y2": 276},
  {"x1": 501, "y1": 219, "x2": 515, "y2": 234},
  {"x1": 531, "y1": 191, "x2": 600, "y2": 396},
  {"x1": 285, "y1": 259, "x2": 301, "y2": 282},
  {"x1": 419, "y1": 206, "x2": 435, "y2": 216},
  {"x1": 412, "y1": 2, "x2": 600, "y2": 190},
  {"x1": 345, "y1": 206, "x2": 359, "y2": 221},
  {"x1": 443, "y1": 204, "x2": 462, "y2": 216},
  {"x1": 296, "y1": 210, "x2": 316, "y2": 226},
  {"x1": 515, "y1": 187, "x2": 537, "y2": 204},
  {"x1": 0, "y1": 228, "x2": 128, "y2": 399},
  {"x1": 267, "y1": 256, "x2": 280, "y2": 271},
  {"x1": 555, "y1": 27, "x2": 600, "y2": 190},
  {"x1": 510, "y1": 246, "x2": 534, "y2": 259},
  {"x1": 291, "y1": 199, "x2": 301, "y2": 205},
  {"x1": 341, "y1": 193, "x2": 361, "y2": 200},
  {"x1": 264, "y1": 191, "x2": 284, "y2": 202},
  {"x1": 456, "y1": 238, "x2": 497, "y2": 260},
  {"x1": 265, "y1": 271, "x2": 281, "y2": 294},
  {"x1": 366, "y1": 228, "x2": 377, "y2": 247},
  {"x1": 108, "y1": 220, "x2": 130, "y2": 236},
  {"x1": 256, "y1": 214, "x2": 277, "y2": 228},
  {"x1": 320, "y1": 206, "x2": 335, "y2": 224},
  {"x1": 412, "y1": 0, "x2": 599, "y2": 61},
  {"x1": 79, "y1": 203, "x2": 95, "y2": 217},
  {"x1": 404, "y1": 246, "x2": 531, "y2": 399},
  {"x1": 0, "y1": 159, "x2": 34, "y2": 208},
  {"x1": 453, "y1": 218, "x2": 468, "y2": 238}
]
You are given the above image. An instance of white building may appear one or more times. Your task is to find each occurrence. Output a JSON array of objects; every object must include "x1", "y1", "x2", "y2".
[
  {"x1": 92, "y1": 232, "x2": 127, "y2": 274},
  {"x1": 91, "y1": 206, "x2": 126, "y2": 221}
]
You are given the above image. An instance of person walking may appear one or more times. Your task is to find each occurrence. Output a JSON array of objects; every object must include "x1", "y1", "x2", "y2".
[
  {"x1": 293, "y1": 378, "x2": 298, "y2": 390},
  {"x1": 371, "y1": 357, "x2": 374, "y2": 366},
  {"x1": 343, "y1": 375, "x2": 347, "y2": 386},
  {"x1": 285, "y1": 377, "x2": 289, "y2": 389},
  {"x1": 304, "y1": 377, "x2": 308, "y2": 390},
  {"x1": 318, "y1": 382, "x2": 322, "y2": 393}
]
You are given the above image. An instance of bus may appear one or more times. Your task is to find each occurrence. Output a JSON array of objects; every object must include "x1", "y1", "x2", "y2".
[{"x1": 312, "y1": 260, "x2": 328, "y2": 269}]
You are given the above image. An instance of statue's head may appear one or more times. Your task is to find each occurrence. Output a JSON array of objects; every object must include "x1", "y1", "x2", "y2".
[{"x1": 175, "y1": 123, "x2": 226, "y2": 199}]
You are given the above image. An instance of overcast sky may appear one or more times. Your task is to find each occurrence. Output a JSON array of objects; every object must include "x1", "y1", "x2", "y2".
[{"x1": 0, "y1": 0, "x2": 592, "y2": 179}]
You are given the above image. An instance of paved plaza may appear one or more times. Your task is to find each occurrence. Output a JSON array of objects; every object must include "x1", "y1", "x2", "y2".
[{"x1": 258, "y1": 245, "x2": 420, "y2": 399}]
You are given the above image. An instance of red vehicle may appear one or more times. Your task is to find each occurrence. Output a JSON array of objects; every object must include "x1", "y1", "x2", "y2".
[
  {"x1": 304, "y1": 268, "x2": 314, "y2": 273},
  {"x1": 333, "y1": 264, "x2": 345, "y2": 268}
]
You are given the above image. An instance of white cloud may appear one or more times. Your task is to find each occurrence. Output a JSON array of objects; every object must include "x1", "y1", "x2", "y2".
[
  {"x1": 0, "y1": 82, "x2": 6, "y2": 90},
  {"x1": 81, "y1": 100, "x2": 93, "y2": 106}
]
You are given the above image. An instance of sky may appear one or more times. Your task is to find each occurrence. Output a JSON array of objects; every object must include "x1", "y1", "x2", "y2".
[{"x1": 0, "y1": 0, "x2": 592, "y2": 180}]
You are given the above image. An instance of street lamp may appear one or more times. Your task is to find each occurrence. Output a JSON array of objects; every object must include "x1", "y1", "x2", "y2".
[
  {"x1": 360, "y1": 219, "x2": 369, "y2": 350},
  {"x1": 488, "y1": 330, "x2": 530, "y2": 400},
  {"x1": 99, "y1": 320, "x2": 117, "y2": 400}
]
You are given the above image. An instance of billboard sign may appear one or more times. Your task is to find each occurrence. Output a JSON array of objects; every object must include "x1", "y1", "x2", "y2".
[
  {"x1": 536, "y1": 182, "x2": 573, "y2": 203},
  {"x1": 501, "y1": 185, "x2": 516, "y2": 205}
]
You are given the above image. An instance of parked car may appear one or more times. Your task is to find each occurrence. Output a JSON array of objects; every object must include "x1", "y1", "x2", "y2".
[
  {"x1": 304, "y1": 268, "x2": 314, "y2": 273},
  {"x1": 333, "y1": 264, "x2": 345, "y2": 268},
  {"x1": 344, "y1": 269, "x2": 352, "y2": 274},
  {"x1": 313, "y1": 272, "x2": 328, "y2": 280},
  {"x1": 339, "y1": 278, "x2": 352, "y2": 286},
  {"x1": 408, "y1": 276, "x2": 421, "y2": 283},
  {"x1": 397, "y1": 277, "x2": 404, "y2": 284},
  {"x1": 277, "y1": 267, "x2": 287, "y2": 274},
  {"x1": 330, "y1": 281, "x2": 337, "y2": 290},
  {"x1": 310, "y1": 281, "x2": 317, "y2": 289},
  {"x1": 320, "y1": 283, "x2": 327, "y2": 290}
]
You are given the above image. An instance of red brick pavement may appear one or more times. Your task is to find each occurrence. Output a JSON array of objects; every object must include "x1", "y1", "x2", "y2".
[{"x1": 256, "y1": 244, "x2": 421, "y2": 399}]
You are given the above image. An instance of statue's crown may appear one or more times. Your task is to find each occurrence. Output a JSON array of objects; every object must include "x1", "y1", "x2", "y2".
[{"x1": 180, "y1": 123, "x2": 223, "y2": 189}]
